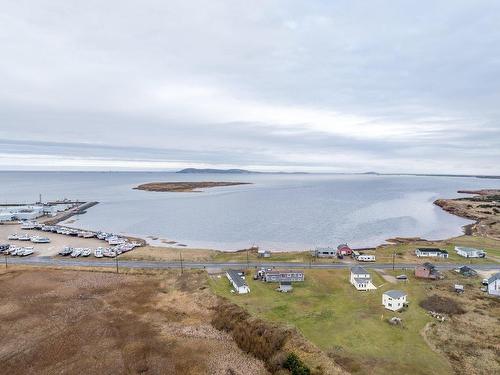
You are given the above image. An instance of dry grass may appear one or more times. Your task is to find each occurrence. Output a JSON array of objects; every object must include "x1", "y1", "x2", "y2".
[
  {"x1": 0, "y1": 269, "x2": 268, "y2": 375},
  {"x1": 421, "y1": 271, "x2": 500, "y2": 375}
]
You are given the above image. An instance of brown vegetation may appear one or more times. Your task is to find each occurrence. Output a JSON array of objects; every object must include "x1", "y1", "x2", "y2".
[
  {"x1": 134, "y1": 181, "x2": 251, "y2": 192},
  {"x1": 421, "y1": 272, "x2": 500, "y2": 375},
  {"x1": 419, "y1": 295, "x2": 466, "y2": 315},
  {"x1": 0, "y1": 269, "x2": 268, "y2": 375}
]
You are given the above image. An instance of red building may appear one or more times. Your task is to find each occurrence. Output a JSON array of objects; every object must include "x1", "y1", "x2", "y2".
[
  {"x1": 415, "y1": 263, "x2": 440, "y2": 279},
  {"x1": 337, "y1": 244, "x2": 352, "y2": 256}
]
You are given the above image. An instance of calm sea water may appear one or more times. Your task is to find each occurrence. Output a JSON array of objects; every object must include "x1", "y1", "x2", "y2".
[{"x1": 1, "y1": 171, "x2": 499, "y2": 251}]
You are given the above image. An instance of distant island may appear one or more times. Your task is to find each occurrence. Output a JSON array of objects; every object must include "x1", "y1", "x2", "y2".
[
  {"x1": 177, "y1": 168, "x2": 256, "y2": 174},
  {"x1": 134, "y1": 181, "x2": 252, "y2": 192},
  {"x1": 176, "y1": 168, "x2": 308, "y2": 174}
]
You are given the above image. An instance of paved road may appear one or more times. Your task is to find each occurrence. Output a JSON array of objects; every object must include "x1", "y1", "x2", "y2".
[{"x1": 4, "y1": 256, "x2": 500, "y2": 271}]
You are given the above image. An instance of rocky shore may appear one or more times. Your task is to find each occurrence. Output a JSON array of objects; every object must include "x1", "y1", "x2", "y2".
[
  {"x1": 133, "y1": 181, "x2": 251, "y2": 192},
  {"x1": 434, "y1": 189, "x2": 500, "y2": 239}
]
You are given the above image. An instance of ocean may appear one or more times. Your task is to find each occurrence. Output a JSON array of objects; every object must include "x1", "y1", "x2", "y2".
[{"x1": 1, "y1": 171, "x2": 499, "y2": 251}]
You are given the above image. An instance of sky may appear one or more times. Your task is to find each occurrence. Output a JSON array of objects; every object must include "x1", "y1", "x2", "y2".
[{"x1": 1, "y1": 0, "x2": 499, "y2": 174}]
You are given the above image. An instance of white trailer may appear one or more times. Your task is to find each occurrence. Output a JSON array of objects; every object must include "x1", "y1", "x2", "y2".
[{"x1": 358, "y1": 255, "x2": 376, "y2": 262}]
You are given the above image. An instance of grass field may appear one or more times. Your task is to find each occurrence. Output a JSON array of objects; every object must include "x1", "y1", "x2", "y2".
[{"x1": 210, "y1": 269, "x2": 454, "y2": 375}]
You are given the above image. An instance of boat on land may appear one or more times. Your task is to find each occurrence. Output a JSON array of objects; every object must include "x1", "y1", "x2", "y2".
[
  {"x1": 31, "y1": 236, "x2": 51, "y2": 243},
  {"x1": 107, "y1": 236, "x2": 126, "y2": 245},
  {"x1": 19, "y1": 247, "x2": 34, "y2": 256},
  {"x1": 103, "y1": 248, "x2": 116, "y2": 258},
  {"x1": 21, "y1": 221, "x2": 38, "y2": 230},
  {"x1": 71, "y1": 248, "x2": 82, "y2": 257},
  {"x1": 8, "y1": 234, "x2": 19, "y2": 240},
  {"x1": 18, "y1": 233, "x2": 31, "y2": 241},
  {"x1": 81, "y1": 248, "x2": 91, "y2": 257},
  {"x1": 94, "y1": 248, "x2": 104, "y2": 258},
  {"x1": 59, "y1": 247, "x2": 73, "y2": 256}
]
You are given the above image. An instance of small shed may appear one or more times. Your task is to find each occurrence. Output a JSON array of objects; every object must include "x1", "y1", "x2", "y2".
[
  {"x1": 454, "y1": 284, "x2": 464, "y2": 294},
  {"x1": 277, "y1": 281, "x2": 293, "y2": 293},
  {"x1": 382, "y1": 290, "x2": 407, "y2": 311},
  {"x1": 257, "y1": 249, "x2": 271, "y2": 258}
]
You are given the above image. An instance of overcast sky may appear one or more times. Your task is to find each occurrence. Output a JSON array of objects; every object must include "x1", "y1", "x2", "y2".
[{"x1": 1, "y1": 1, "x2": 499, "y2": 173}]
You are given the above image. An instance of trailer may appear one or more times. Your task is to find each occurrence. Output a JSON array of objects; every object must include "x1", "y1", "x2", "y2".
[{"x1": 357, "y1": 255, "x2": 376, "y2": 262}]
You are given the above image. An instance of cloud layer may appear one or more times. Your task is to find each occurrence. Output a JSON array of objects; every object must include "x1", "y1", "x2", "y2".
[{"x1": 1, "y1": 1, "x2": 499, "y2": 173}]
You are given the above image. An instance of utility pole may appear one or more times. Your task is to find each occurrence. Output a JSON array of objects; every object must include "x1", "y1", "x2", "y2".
[
  {"x1": 180, "y1": 250, "x2": 184, "y2": 274},
  {"x1": 246, "y1": 248, "x2": 249, "y2": 269},
  {"x1": 392, "y1": 250, "x2": 395, "y2": 271},
  {"x1": 4, "y1": 254, "x2": 7, "y2": 270},
  {"x1": 115, "y1": 253, "x2": 119, "y2": 274}
]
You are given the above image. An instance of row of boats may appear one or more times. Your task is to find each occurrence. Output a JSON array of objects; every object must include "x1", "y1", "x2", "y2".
[
  {"x1": 8, "y1": 233, "x2": 51, "y2": 243},
  {"x1": 19, "y1": 221, "x2": 135, "y2": 247},
  {"x1": 1, "y1": 244, "x2": 34, "y2": 257},
  {"x1": 59, "y1": 243, "x2": 139, "y2": 258}
]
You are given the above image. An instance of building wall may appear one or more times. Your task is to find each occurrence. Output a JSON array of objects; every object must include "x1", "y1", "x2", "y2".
[
  {"x1": 382, "y1": 295, "x2": 407, "y2": 311},
  {"x1": 489, "y1": 280, "x2": 500, "y2": 296}
]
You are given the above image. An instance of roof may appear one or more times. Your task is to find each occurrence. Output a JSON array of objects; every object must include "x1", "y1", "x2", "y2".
[
  {"x1": 384, "y1": 290, "x2": 407, "y2": 299},
  {"x1": 337, "y1": 244, "x2": 351, "y2": 249},
  {"x1": 351, "y1": 266, "x2": 369, "y2": 275},
  {"x1": 280, "y1": 281, "x2": 292, "y2": 285},
  {"x1": 420, "y1": 262, "x2": 435, "y2": 269},
  {"x1": 354, "y1": 277, "x2": 371, "y2": 284},
  {"x1": 455, "y1": 246, "x2": 482, "y2": 253},
  {"x1": 227, "y1": 270, "x2": 247, "y2": 288},
  {"x1": 488, "y1": 272, "x2": 500, "y2": 284},
  {"x1": 457, "y1": 265, "x2": 476, "y2": 273},
  {"x1": 417, "y1": 248, "x2": 448, "y2": 253},
  {"x1": 266, "y1": 270, "x2": 303, "y2": 275}
]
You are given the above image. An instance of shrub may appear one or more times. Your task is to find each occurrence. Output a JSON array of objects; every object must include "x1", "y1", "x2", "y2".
[
  {"x1": 284, "y1": 353, "x2": 311, "y2": 375},
  {"x1": 419, "y1": 295, "x2": 466, "y2": 315}
]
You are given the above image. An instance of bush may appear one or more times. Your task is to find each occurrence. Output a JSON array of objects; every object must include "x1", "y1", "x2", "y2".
[
  {"x1": 419, "y1": 295, "x2": 466, "y2": 315},
  {"x1": 212, "y1": 300, "x2": 291, "y2": 373},
  {"x1": 284, "y1": 353, "x2": 311, "y2": 375}
]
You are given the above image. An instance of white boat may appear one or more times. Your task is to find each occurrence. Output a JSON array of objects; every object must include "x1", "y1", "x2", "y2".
[
  {"x1": 21, "y1": 221, "x2": 37, "y2": 230},
  {"x1": 8, "y1": 233, "x2": 19, "y2": 240},
  {"x1": 20, "y1": 247, "x2": 34, "y2": 256},
  {"x1": 59, "y1": 246, "x2": 73, "y2": 256},
  {"x1": 6, "y1": 246, "x2": 19, "y2": 255},
  {"x1": 96, "y1": 232, "x2": 109, "y2": 240},
  {"x1": 94, "y1": 248, "x2": 104, "y2": 258},
  {"x1": 18, "y1": 233, "x2": 31, "y2": 241},
  {"x1": 81, "y1": 248, "x2": 91, "y2": 257},
  {"x1": 103, "y1": 248, "x2": 116, "y2": 258},
  {"x1": 31, "y1": 236, "x2": 51, "y2": 243},
  {"x1": 107, "y1": 236, "x2": 126, "y2": 245},
  {"x1": 82, "y1": 232, "x2": 95, "y2": 238},
  {"x1": 71, "y1": 248, "x2": 82, "y2": 258}
]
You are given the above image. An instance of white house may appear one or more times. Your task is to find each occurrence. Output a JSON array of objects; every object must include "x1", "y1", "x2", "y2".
[
  {"x1": 415, "y1": 248, "x2": 449, "y2": 258},
  {"x1": 350, "y1": 266, "x2": 377, "y2": 291},
  {"x1": 487, "y1": 273, "x2": 500, "y2": 297},
  {"x1": 226, "y1": 270, "x2": 250, "y2": 294},
  {"x1": 382, "y1": 290, "x2": 408, "y2": 311},
  {"x1": 455, "y1": 246, "x2": 486, "y2": 258}
]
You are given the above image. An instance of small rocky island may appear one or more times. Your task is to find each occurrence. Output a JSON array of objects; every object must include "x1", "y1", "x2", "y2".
[
  {"x1": 434, "y1": 189, "x2": 500, "y2": 239},
  {"x1": 134, "y1": 181, "x2": 251, "y2": 192}
]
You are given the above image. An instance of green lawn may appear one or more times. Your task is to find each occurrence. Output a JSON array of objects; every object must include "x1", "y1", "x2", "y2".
[{"x1": 210, "y1": 269, "x2": 453, "y2": 375}]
